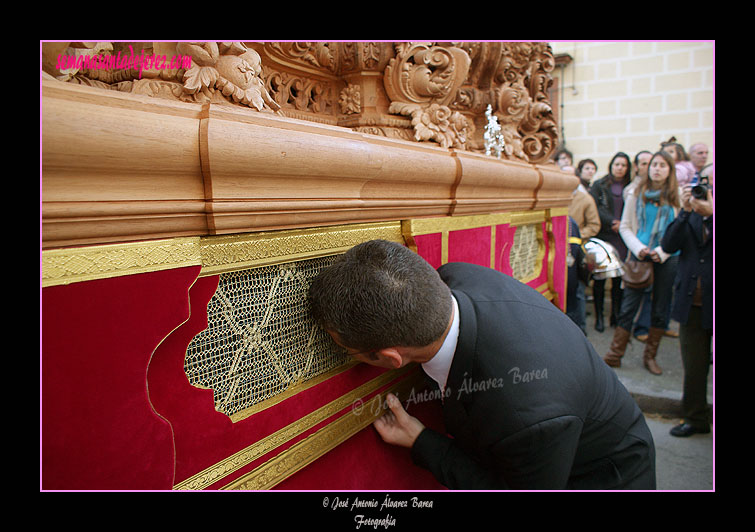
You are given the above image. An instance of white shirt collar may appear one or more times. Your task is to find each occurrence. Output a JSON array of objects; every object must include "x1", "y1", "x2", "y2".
[{"x1": 421, "y1": 294, "x2": 459, "y2": 394}]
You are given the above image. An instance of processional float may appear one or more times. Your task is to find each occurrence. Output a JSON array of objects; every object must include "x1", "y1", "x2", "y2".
[{"x1": 41, "y1": 41, "x2": 577, "y2": 490}]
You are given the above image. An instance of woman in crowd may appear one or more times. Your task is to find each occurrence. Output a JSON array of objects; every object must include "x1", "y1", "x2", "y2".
[
  {"x1": 554, "y1": 147, "x2": 573, "y2": 170},
  {"x1": 589, "y1": 152, "x2": 632, "y2": 332},
  {"x1": 576, "y1": 158, "x2": 598, "y2": 190},
  {"x1": 603, "y1": 151, "x2": 681, "y2": 375}
]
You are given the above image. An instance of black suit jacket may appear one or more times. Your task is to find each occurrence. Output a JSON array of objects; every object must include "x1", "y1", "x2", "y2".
[
  {"x1": 660, "y1": 210, "x2": 713, "y2": 330},
  {"x1": 411, "y1": 263, "x2": 656, "y2": 490}
]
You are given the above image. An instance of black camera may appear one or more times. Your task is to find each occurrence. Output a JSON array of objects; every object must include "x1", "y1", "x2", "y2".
[{"x1": 690, "y1": 176, "x2": 709, "y2": 200}]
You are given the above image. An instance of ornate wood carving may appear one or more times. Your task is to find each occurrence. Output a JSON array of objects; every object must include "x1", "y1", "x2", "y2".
[
  {"x1": 41, "y1": 41, "x2": 573, "y2": 249},
  {"x1": 42, "y1": 41, "x2": 559, "y2": 163}
]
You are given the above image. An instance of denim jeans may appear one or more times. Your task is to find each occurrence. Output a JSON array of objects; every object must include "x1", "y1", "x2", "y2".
[{"x1": 617, "y1": 255, "x2": 679, "y2": 331}]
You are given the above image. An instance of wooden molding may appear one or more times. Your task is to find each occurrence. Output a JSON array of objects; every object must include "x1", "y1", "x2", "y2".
[{"x1": 41, "y1": 79, "x2": 577, "y2": 249}]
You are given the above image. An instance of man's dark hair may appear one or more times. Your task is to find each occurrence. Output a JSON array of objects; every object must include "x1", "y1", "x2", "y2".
[{"x1": 308, "y1": 239, "x2": 452, "y2": 351}]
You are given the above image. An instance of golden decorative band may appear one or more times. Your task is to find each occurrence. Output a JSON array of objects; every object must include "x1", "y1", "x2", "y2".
[
  {"x1": 173, "y1": 364, "x2": 417, "y2": 490},
  {"x1": 198, "y1": 222, "x2": 403, "y2": 277},
  {"x1": 42, "y1": 211, "x2": 564, "y2": 287},
  {"x1": 401, "y1": 212, "x2": 514, "y2": 237},
  {"x1": 41, "y1": 237, "x2": 202, "y2": 287},
  {"x1": 41, "y1": 221, "x2": 404, "y2": 287},
  {"x1": 222, "y1": 367, "x2": 427, "y2": 490}
]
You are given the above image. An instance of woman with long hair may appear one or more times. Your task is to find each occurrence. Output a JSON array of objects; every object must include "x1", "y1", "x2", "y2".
[
  {"x1": 589, "y1": 152, "x2": 632, "y2": 332},
  {"x1": 603, "y1": 151, "x2": 681, "y2": 374}
]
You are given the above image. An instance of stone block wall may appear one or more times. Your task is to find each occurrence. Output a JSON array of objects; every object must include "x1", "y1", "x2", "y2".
[{"x1": 549, "y1": 41, "x2": 714, "y2": 177}]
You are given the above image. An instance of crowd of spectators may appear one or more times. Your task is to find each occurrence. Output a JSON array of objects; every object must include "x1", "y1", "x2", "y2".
[{"x1": 557, "y1": 139, "x2": 713, "y2": 438}]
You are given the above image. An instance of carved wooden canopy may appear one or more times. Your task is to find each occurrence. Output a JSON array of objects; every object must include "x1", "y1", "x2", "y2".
[{"x1": 42, "y1": 41, "x2": 559, "y2": 163}]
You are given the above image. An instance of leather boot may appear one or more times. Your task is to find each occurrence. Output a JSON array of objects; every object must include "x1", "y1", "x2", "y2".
[
  {"x1": 594, "y1": 287, "x2": 605, "y2": 332},
  {"x1": 604, "y1": 326, "x2": 631, "y2": 367},
  {"x1": 643, "y1": 327, "x2": 664, "y2": 375}
]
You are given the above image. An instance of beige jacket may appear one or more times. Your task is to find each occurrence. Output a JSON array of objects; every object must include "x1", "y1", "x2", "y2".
[{"x1": 568, "y1": 187, "x2": 600, "y2": 240}]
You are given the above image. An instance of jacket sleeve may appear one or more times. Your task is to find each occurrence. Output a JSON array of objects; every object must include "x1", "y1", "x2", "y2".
[
  {"x1": 411, "y1": 428, "x2": 508, "y2": 489},
  {"x1": 619, "y1": 193, "x2": 645, "y2": 258},
  {"x1": 589, "y1": 184, "x2": 615, "y2": 229},
  {"x1": 660, "y1": 209, "x2": 691, "y2": 255},
  {"x1": 411, "y1": 416, "x2": 584, "y2": 490},
  {"x1": 582, "y1": 197, "x2": 601, "y2": 239}
]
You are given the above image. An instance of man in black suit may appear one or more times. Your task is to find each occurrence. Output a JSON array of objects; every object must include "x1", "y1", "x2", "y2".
[
  {"x1": 661, "y1": 184, "x2": 713, "y2": 437},
  {"x1": 309, "y1": 239, "x2": 656, "y2": 489}
]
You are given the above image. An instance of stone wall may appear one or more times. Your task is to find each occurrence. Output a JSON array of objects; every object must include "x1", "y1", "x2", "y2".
[{"x1": 549, "y1": 41, "x2": 714, "y2": 177}]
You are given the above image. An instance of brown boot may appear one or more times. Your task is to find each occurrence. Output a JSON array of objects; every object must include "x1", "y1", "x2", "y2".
[
  {"x1": 604, "y1": 326, "x2": 631, "y2": 367},
  {"x1": 643, "y1": 327, "x2": 664, "y2": 375}
]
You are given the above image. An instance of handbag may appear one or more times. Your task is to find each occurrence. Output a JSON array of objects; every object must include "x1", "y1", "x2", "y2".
[
  {"x1": 622, "y1": 254, "x2": 653, "y2": 289},
  {"x1": 622, "y1": 197, "x2": 664, "y2": 290}
]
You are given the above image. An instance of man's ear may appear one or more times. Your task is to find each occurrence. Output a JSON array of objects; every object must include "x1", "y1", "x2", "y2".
[{"x1": 376, "y1": 347, "x2": 404, "y2": 369}]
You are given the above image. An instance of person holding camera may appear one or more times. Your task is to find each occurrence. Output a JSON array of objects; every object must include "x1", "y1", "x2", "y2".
[
  {"x1": 660, "y1": 175, "x2": 713, "y2": 437},
  {"x1": 603, "y1": 151, "x2": 680, "y2": 374}
]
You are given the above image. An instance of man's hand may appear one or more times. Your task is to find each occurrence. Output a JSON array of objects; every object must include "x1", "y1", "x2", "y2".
[
  {"x1": 690, "y1": 187, "x2": 713, "y2": 217},
  {"x1": 373, "y1": 393, "x2": 425, "y2": 448},
  {"x1": 682, "y1": 186, "x2": 713, "y2": 217}
]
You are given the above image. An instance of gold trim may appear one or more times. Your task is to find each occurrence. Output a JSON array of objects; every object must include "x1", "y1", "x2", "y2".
[
  {"x1": 173, "y1": 365, "x2": 415, "y2": 490},
  {"x1": 490, "y1": 225, "x2": 496, "y2": 269},
  {"x1": 42, "y1": 212, "x2": 559, "y2": 287},
  {"x1": 41, "y1": 222, "x2": 404, "y2": 287},
  {"x1": 41, "y1": 237, "x2": 202, "y2": 287},
  {"x1": 198, "y1": 222, "x2": 403, "y2": 277},
  {"x1": 545, "y1": 209, "x2": 569, "y2": 311},
  {"x1": 222, "y1": 368, "x2": 426, "y2": 490},
  {"x1": 227, "y1": 361, "x2": 358, "y2": 423},
  {"x1": 509, "y1": 210, "x2": 546, "y2": 226},
  {"x1": 400, "y1": 211, "x2": 549, "y2": 269},
  {"x1": 441, "y1": 231, "x2": 449, "y2": 265},
  {"x1": 402, "y1": 212, "x2": 513, "y2": 237},
  {"x1": 535, "y1": 282, "x2": 550, "y2": 295}
]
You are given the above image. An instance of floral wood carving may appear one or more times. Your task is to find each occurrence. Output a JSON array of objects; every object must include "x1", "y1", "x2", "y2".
[
  {"x1": 389, "y1": 102, "x2": 469, "y2": 149},
  {"x1": 384, "y1": 43, "x2": 472, "y2": 150},
  {"x1": 178, "y1": 42, "x2": 281, "y2": 112},
  {"x1": 339, "y1": 84, "x2": 361, "y2": 115},
  {"x1": 451, "y1": 42, "x2": 559, "y2": 163},
  {"x1": 492, "y1": 43, "x2": 558, "y2": 164}
]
